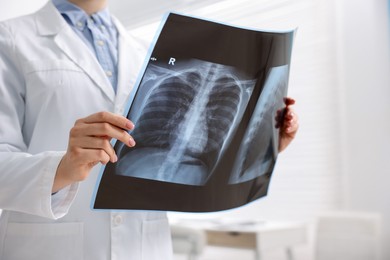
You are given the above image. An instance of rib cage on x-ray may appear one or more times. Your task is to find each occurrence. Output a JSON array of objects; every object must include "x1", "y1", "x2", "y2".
[
  {"x1": 229, "y1": 65, "x2": 289, "y2": 184},
  {"x1": 116, "y1": 61, "x2": 256, "y2": 185}
]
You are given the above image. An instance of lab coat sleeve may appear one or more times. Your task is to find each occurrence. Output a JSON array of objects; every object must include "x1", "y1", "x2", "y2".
[{"x1": 0, "y1": 23, "x2": 78, "y2": 219}]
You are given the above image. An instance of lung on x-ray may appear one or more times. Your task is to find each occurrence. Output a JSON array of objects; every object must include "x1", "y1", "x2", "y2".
[
  {"x1": 92, "y1": 12, "x2": 295, "y2": 212},
  {"x1": 116, "y1": 60, "x2": 256, "y2": 185},
  {"x1": 229, "y1": 65, "x2": 289, "y2": 184}
]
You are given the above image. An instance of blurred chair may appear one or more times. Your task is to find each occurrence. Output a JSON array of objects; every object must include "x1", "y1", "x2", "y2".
[
  {"x1": 171, "y1": 225, "x2": 206, "y2": 260},
  {"x1": 315, "y1": 211, "x2": 382, "y2": 260}
]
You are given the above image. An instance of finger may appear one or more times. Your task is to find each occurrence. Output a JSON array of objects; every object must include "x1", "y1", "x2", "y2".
[
  {"x1": 283, "y1": 97, "x2": 296, "y2": 106},
  {"x1": 274, "y1": 109, "x2": 284, "y2": 128},
  {"x1": 275, "y1": 120, "x2": 282, "y2": 128},
  {"x1": 285, "y1": 111, "x2": 294, "y2": 121},
  {"x1": 285, "y1": 107, "x2": 298, "y2": 121},
  {"x1": 285, "y1": 121, "x2": 299, "y2": 134},
  {"x1": 281, "y1": 111, "x2": 298, "y2": 130},
  {"x1": 81, "y1": 122, "x2": 136, "y2": 147},
  {"x1": 81, "y1": 111, "x2": 135, "y2": 131},
  {"x1": 86, "y1": 149, "x2": 111, "y2": 166},
  {"x1": 73, "y1": 136, "x2": 118, "y2": 163},
  {"x1": 275, "y1": 108, "x2": 291, "y2": 128},
  {"x1": 67, "y1": 149, "x2": 111, "y2": 181}
]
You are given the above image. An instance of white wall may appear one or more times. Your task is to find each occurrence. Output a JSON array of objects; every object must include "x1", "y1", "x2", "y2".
[
  {"x1": 336, "y1": 0, "x2": 390, "y2": 259},
  {"x1": 0, "y1": 0, "x2": 46, "y2": 21}
]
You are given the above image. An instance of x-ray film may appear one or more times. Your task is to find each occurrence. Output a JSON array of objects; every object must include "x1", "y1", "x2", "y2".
[{"x1": 92, "y1": 13, "x2": 295, "y2": 212}]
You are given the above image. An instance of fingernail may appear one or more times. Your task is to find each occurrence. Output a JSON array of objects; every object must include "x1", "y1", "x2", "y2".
[
  {"x1": 112, "y1": 154, "x2": 118, "y2": 163},
  {"x1": 126, "y1": 121, "x2": 134, "y2": 129},
  {"x1": 129, "y1": 137, "x2": 136, "y2": 147}
]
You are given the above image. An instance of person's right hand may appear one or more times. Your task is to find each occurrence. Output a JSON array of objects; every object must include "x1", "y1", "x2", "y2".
[{"x1": 52, "y1": 112, "x2": 135, "y2": 193}]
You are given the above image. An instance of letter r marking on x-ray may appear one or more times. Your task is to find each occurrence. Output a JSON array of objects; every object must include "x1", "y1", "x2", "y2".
[{"x1": 168, "y1": 57, "x2": 176, "y2": 65}]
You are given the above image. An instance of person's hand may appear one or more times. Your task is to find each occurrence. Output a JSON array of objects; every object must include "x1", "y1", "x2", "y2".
[
  {"x1": 275, "y1": 97, "x2": 299, "y2": 153},
  {"x1": 53, "y1": 112, "x2": 135, "y2": 193}
]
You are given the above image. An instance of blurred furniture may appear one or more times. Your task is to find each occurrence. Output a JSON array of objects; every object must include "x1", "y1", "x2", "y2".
[
  {"x1": 171, "y1": 225, "x2": 206, "y2": 260},
  {"x1": 171, "y1": 219, "x2": 307, "y2": 260},
  {"x1": 315, "y1": 211, "x2": 382, "y2": 260}
]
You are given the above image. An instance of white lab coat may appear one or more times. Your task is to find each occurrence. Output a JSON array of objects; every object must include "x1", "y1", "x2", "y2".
[{"x1": 0, "y1": 2, "x2": 172, "y2": 260}]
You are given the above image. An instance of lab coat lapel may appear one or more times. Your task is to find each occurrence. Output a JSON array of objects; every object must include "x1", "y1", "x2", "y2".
[
  {"x1": 54, "y1": 28, "x2": 116, "y2": 102},
  {"x1": 113, "y1": 17, "x2": 148, "y2": 110},
  {"x1": 35, "y1": 2, "x2": 115, "y2": 102}
]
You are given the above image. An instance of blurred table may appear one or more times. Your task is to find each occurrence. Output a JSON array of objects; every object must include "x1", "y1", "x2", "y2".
[{"x1": 170, "y1": 218, "x2": 307, "y2": 260}]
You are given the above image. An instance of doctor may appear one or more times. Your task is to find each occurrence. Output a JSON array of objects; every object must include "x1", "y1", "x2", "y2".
[
  {"x1": 0, "y1": 0, "x2": 173, "y2": 259},
  {"x1": 0, "y1": 0, "x2": 299, "y2": 259}
]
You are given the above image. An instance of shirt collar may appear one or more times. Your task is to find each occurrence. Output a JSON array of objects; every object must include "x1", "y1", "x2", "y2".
[{"x1": 52, "y1": 0, "x2": 114, "y2": 31}]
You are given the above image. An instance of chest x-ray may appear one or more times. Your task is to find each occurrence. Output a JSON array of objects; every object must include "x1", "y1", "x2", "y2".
[
  {"x1": 116, "y1": 61, "x2": 256, "y2": 185},
  {"x1": 93, "y1": 13, "x2": 295, "y2": 212}
]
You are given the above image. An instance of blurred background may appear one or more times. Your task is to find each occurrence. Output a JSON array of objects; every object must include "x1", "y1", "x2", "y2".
[{"x1": 1, "y1": 0, "x2": 389, "y2": 259}]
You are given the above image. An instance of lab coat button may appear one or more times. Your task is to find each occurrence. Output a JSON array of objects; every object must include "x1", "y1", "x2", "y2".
[
  {"x1": 106, "y1": 70, "x2": 112, "y2": 77},
  {"x1": 113, "y1": 215, "x2": 123, "y2": 226},
  {"x1": 97, "y1": 40, "x2": 105, "y2": 46}
]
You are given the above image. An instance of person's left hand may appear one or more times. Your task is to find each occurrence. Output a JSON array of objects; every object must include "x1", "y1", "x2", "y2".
[{"x1": 275, "y1": 97, "x2": 299, "y2": 153}]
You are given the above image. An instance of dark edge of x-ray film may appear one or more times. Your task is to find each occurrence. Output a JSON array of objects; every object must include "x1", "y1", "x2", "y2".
[{"x1": 92, "y1": 13, "x2": 295, "y2": 212}]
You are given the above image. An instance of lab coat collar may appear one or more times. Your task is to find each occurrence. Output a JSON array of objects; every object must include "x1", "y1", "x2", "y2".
[
  {"x1": 34, "y1": 1, "x2": 116, "y2": 102},
  {"x1": 35, "y1": 1, "x2": 68, "y2": 36}
]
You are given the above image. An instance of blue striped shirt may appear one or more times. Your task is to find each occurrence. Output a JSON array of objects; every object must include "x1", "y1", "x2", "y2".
[{"x1": 52, "y1": 0, "x2": 119, "y2": 91}]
